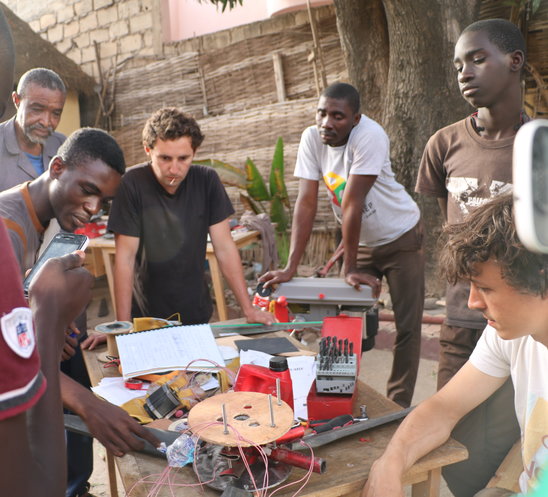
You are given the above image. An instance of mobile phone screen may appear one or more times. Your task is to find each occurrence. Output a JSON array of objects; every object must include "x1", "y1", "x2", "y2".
[{"x1": 23, "y1": 233, "x2": 89, "y2": 295}]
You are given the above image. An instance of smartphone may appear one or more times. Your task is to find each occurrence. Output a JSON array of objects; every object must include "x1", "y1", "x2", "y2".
[{"x1": 23, "y1": 233, "x2": 89, "y2": 296}]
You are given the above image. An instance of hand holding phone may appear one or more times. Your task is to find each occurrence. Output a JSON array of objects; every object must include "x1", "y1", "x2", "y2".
[
  {"x1": 24, "y1": 233, "x2": 89, "y2": 296},
  {"x1": 28, "y1": 250, "x2": 94, "y2": 357}
]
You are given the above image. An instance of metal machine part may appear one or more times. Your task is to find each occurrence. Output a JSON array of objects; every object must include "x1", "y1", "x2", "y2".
[
  {"x1": 194, "y1": 443, "x2": 292, "y2": 492},
  {"x1": 144, "y1": 384, "x2": 181, "y2": 420},
  {"x1": 290, "y1": 407, "x2": 414, "y2": 450},
  {"x1": 272, "y1": 277, "x2": 376, "y2": 321}
]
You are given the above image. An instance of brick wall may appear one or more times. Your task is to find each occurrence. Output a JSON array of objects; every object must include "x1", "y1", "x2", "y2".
[{"x1": 4, "y1": 0, "x2": 160, "y2": 79}]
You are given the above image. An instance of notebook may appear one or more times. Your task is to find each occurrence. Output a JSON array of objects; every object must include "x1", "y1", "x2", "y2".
[{"x1": 115, "y1": 324, "x2": 224, "y2": 379}]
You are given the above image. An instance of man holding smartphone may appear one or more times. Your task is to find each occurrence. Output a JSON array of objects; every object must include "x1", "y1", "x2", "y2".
[
  {"x1": 0, "y1": 12, "x2": 94, "y2": 497},
  {"x1": 0, "y1": 127, "x2": 160, "y2": 497}
]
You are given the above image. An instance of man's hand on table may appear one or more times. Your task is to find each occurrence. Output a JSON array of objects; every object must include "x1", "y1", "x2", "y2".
[
  {"x1": 259, "y1": 267, "x2": 295, "y2": 289},
  {"x1": 81, "y1": 332, "x2": 107, "y2": 350},
  {"x1": 61, "y1": 321, "x2": 81, "y2": 361},
  {"x1": 345, "y1": 270, "x2": 382, "y2": 298},
  {"x1": 361, "y1": 457, "x2": 405, "y2": 497},
  {"x1": 80, "y1": 396, "x2": 160, "y2": 457},
  {"x1": 244, "y1": 307, "x2": 276, "y2": 325}
]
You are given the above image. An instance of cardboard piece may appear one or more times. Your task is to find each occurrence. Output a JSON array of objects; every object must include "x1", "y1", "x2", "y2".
[{"x1": 234, "y1": 337, "x2": 298, "y2": 355}]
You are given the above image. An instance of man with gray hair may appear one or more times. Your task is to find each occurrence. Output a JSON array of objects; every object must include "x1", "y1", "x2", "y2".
[{"x1": 0, "y1": 67, "x2": 66, "y2": 191}]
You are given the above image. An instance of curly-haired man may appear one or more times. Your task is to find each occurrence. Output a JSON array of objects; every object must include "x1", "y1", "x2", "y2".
[
  {"x1": 106, "y1": 107, "x2": 273, "y2": 326},
  {"x1": 363, "y1": 193, "x2": 548, "y2": 497}
]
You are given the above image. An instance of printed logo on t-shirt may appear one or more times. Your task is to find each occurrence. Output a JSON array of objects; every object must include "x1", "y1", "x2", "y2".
[
  {"x1": 519, "y1": 396, "x2": 548, "y2": 493},
  {"x1": 1, "y1": 307, "x2": 35, "y2": 359},
  {"x1": 323, "y1": 172, "x2": 346, "y2": 207},
  {"x1": 447, "y1": 177, "x2": 511, "y2": 217}
]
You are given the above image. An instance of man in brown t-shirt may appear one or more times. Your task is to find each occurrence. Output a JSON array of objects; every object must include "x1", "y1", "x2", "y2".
[{"x1": 415, "y1": 19, "x2": 527, "y2": 497}]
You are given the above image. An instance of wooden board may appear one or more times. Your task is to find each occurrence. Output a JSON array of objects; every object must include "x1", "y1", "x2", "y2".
[{"x1": 188, "y1": 391, "x2": 294, "y2": 447}]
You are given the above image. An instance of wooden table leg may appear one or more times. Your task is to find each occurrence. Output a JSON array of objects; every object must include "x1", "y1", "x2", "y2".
[
  {"x1": 206, "y1": 253, "x2": 228, "y2": 321},
  {"x1": 411, "y1": 468, "x2": 441, "y2": 497},
  {"x1": 101, "y1": 248, "x2": 116, "y2": 312},
  {"x1": 106, "y1": 450, "x2": 119, "y2": 497}
]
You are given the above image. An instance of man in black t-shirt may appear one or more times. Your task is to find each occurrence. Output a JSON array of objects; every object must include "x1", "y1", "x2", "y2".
[{"x1": 106, "y1": 107, "x2": 273, "y2": 326}]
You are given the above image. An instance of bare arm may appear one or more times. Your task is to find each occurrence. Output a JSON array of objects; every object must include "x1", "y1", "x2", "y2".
[
  {"x1": 209, "y1": 219, "x2": 274, "y2": 325},
  {"x1": 260, "y1": 178, "x2": 319, "y2": 287},
  {"x1": 60, "y1": 373, "x2": 159, "y2": 457},
  {"x1": 437, "y1": 197, "x2": 448, "y2": 222},
  {"x1": 27, "y1": 251, "x2": 93, "y2": 496},
  {"x1": 341, "y1": 174, "x2": 381, "y2": 296},
  {"x1": 362, "y1": 362, "x2": 508, "y2": 497},
  {"x1": 114, "y1": 233, "x2": 139, "y2": 321}
]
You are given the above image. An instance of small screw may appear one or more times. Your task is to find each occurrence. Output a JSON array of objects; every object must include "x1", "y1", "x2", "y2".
[
  {"x1": 268, "y1": 394, "x2": 276, "y2": 427},
  {"x1": 222, "y1": 403, "x2": 229, "y2": 434}
]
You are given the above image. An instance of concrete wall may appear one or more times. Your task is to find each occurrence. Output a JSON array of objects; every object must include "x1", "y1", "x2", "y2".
[{"x1": 4, "y1": 0, "x2": 163, "y2": 80}]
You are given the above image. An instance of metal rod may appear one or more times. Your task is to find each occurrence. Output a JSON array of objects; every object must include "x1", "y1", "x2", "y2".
[
  {"x1": 222, "y1": 403, "x2": 229, "y2": 435},
  {"x1": 276, "y1": 378, "x2": 282, "y2": 406},
  {"x1": 292, "y1": 407, "x2": 414, "y2": 450},
  {"x1": 268, "y1": 394, "x2": 276, "y2": 427}
]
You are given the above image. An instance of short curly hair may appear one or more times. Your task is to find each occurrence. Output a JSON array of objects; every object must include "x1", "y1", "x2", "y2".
[
  {"x1": 440, "y1": 193, "x2": 548, "y2": 296},
  {"x1": 142, "y1": 107, "x2": 204, "y2": 151},
  {"x1": 58, "y1": 127, "x2": 125, "y2": 175}
]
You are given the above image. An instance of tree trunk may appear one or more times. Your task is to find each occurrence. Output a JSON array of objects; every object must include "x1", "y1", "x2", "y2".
[{"x1": 333, "y1": 0, "x2": 482, "y2": 295}]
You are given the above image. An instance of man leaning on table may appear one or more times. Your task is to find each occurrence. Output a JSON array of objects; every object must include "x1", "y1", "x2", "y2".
[
  {"x1": 106, "y1": 107, "x2": 273, "y2": 326},
  {"x1": 362, "y1": 194, "x2": 548, "y2": 497}
]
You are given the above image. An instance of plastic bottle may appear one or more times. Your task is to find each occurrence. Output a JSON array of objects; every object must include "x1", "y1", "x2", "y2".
[
  {"x1": 234, "y1": 356, "x2": 294, "y2": 409},
  {"x1": 252, "y1": 282, "x2": 271, "y2": 310}
]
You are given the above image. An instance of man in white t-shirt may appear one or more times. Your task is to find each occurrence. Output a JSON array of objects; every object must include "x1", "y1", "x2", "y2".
[
  {"x1": 362, "y1": 193, "x2": 548, "y2": 497},
  {"x1": 261, "y1": 82, "x2": 424, "y2": 407}
]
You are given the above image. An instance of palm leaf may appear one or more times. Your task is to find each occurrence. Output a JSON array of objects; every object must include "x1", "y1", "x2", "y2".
[
  {"x1": 194, "y1": 158, "x2": 246, "y2": 189},
  {"x1": 245, "y1": 158, "x2": 270, "y2": 201},
  {"x1": 270, "y1": 194, "x2": 289, "y2": 232},
  {"x1": 269, "y1": 137, "x2": 289, "y2": 207},
  {"x1": 239, "y1": 191, "x2": 265, "y2": 215}
]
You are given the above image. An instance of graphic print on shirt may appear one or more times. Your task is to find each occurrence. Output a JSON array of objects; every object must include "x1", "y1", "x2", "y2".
[
  {"x1": 323, "y1": 171, "x2": 346, "y2": 207},
  {"x1": 520, "y1": 396, "x2": 548, "y2": 492},
  {"x1": 447, "y1": 177, "x2": 512, "y2": 217},
  {"x1": 1, "y1": 307, "x2": 35, "y2": 358}
]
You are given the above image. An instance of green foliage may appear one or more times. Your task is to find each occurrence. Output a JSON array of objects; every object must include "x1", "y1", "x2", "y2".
[
  {"x1": 200, "y1": 137, "x2": 291, "y2": 264},
  {"x1": 269, "y1": 137, "x2": 289, "y2": 207},
  {"x1": 275, "y1": 231, "x2": 290, "y2": 268},
  {"x1": 199, "y1": 0, "x2": 243, "y2": 12},
  {"x1": 194, "y1": 158, "x2": 246, "y2": 189},
  {"x1": 245, "y1": 158, "x2": 270, "y2": 201}
]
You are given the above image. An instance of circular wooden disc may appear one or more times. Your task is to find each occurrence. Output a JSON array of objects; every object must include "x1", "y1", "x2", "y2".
[{"x1": 188, "y1": 391, "x2": 294, "y2": 447}]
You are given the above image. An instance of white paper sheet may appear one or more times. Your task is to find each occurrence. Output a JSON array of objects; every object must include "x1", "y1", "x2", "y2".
[
  {"x1": 116, "y1": 324, "x2": 225, "y2": 378},
  {"x1": 91, "y1": 377, "x2": 148, "y2": 406}
]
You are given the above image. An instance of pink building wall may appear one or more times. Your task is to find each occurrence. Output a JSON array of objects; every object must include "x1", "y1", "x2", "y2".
[{"x1": 166, "y1": 0, "x2": 333, "y2": 42}]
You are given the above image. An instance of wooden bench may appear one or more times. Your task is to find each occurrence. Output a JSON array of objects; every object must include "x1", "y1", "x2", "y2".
[{"x1": 486, "y1": 439, "x2": 522, "y2": 493}]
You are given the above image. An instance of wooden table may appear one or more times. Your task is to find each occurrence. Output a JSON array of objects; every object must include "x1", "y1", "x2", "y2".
[
  {"x1": 88, "y1": 230, "x2": 260, "y2": 321},
  {"x1": 83, "y1": 345, "x2": 467, "y2": 497}
]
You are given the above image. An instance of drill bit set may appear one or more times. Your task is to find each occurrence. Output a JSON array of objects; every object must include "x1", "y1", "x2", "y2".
[{"x1": 315, "y1": 335, "x2": 358, "y2": 394}]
